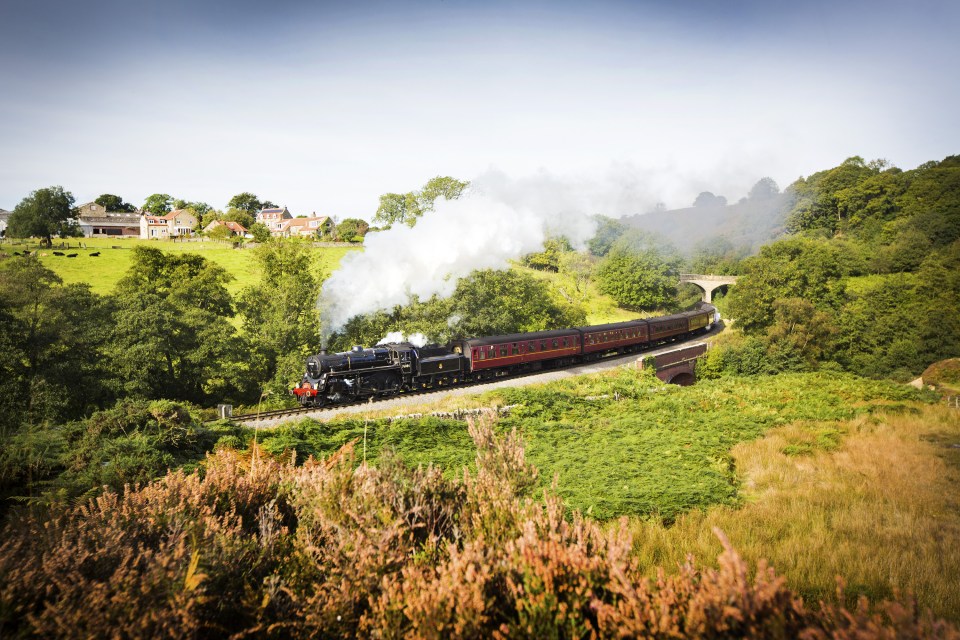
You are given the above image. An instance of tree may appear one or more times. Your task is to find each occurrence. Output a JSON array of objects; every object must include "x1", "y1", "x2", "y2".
[
  {"x1": 748, "y1": 177, "x2": 780, "y2": 200},
  {"x1": 110, "y1": 247, "x2": 245, "y2": 403},
  {"x1": 94, "y1": 194, "x2": 136, "y2": 213},
  {"x1": 587, "y1": 215, "x2": 627, "y2": 257},
  {"x1": 335, "y1": 218, "x2": 370, "y2": 242},
  {"x1": 238, "y1": 242, "x2": 322, "y2": 394},
  {"x1": 7, "y1": 186, "x2": 79, "y2": 243},
  {"x1": 373, "y1": 176, "x2": 469, "y2": 228},
  {"x1": 374, "y1": 192, "x2": 421, "y2": 228},
  {"x1": 595, "y1": 231, "x2": 680, "y2": 312},
  {"x1": 0, "y1": 257, "x2": 114, "y2": 433},
  {"x1": 449, "y1": 269, "x2": 586, "y2": 337},
  {"x1": 228, "y1": 192, "x2": 271, "y2": 215},
  {"x1": 522, "y1": 236, "x2": 573, "y2": 272},
  {"x1": 418, "y1": 176, "x2": 469, "y2": 211},
  {"x1": 693, "y1": 192, "x2": 727, "y2": 208},
  {"x1": 249, "y1": 223, "x2": 272, "y2": 243},
  {"x1": 142, "y1": 193, "x2": 173, "y2": 215},
  {"x1": 221, "y1": 207, "x2": 255, "y2": 229},
  {"x1": 726, "y1": 236, "x2": 861, "y2": 334}
]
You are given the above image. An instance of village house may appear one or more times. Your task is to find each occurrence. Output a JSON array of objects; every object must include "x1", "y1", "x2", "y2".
[
  {"x1": 139, "y1": 209, "x2": 199, "y2": 239},
  {"x1": 203, "y1": 219, "x2": 248, "y2": 236},
  {"x1": 75, "y1": 201, "x2": 141, "y2": 237},
  {"x1": 277, "y1": 215, "x2": 334, "y2": 238},
  {"x1": 255, "y1": 206, "x2": 293, "y2": 234}
]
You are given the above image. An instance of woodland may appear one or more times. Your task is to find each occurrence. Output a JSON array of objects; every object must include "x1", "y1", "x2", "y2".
[{"x1": 1, "y1": 155, "x2": 959, "y2": 637}]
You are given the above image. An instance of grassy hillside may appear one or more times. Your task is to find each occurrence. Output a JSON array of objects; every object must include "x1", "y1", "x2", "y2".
[
  {"x1": 208, "y1": 370, "x2": 960, "y2": 618},
  {"x1": 1, "y1": 236, "x2": 646, "y2": 325},
  {"x1": 0, "y1": 237, "x2": 358, "y2": 296}
]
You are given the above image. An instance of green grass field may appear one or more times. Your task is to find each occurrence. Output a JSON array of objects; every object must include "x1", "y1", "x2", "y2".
[
  {"x1": 0, "y1": 237, "x2": 359, "y2": 296},
  {"x1": 210, "y1": 370, "x2": 960, "y2": 619}
]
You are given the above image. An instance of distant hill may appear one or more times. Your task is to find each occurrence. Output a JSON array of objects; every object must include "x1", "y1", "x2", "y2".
[{"x1": 621, "y1": 193, "x2": 791, "y2": 254}]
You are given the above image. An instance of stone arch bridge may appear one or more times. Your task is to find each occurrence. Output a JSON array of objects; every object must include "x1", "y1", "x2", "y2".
[{"x1": 680, "y1": 273, "x2": 739, "y2": 303}]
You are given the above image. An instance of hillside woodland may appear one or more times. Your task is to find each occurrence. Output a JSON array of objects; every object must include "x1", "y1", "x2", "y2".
[{"x1": 1, "y1": 156, "x2": 959, "y2": 636}]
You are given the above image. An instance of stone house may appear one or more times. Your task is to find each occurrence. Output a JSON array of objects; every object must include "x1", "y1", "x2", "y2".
[
  {"x1": 140, "y1": 209, "x2": 199, "y2": 239},
  {"x1": 75, "y1": 201, "x2": 140, "y2": 238},
  {"x1": 256, "y1": 206, "x2": 293, "y2": 235},
  {"x1": 277, "y1": 216, "x2": 334, "y2": 238},
  {"x1": 203, "y1": 220, "x2": 248, "y2": 236}
]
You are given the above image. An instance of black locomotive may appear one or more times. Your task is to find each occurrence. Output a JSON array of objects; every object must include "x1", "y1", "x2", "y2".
[{"x1": 293, "y1": 305, "x2": 716, "y2": 407}]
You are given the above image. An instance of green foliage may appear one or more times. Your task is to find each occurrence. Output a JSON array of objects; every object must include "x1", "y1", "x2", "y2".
[
  {"x1": 249, "y1": 222, "x2": 271, "y2": 243},
  {"x1": 587, "y1": 214, "x2": 627, "y2": 257},
  {"x1": 330, "y1": 268, "x2": 586, "y2": 349},
  {"x1": 727, "y1": 236, "x2": 861, "y2": 334},
  {"x1": 8, "y1": 185, "x2": 80, "y2": 242},
  {"x1": 688, "y1": 237, "x2": 748, "y2": 275},
  {"x1": 373, "y1": 176, "x2": 469, "y2": 228},
  {"x1": 521, "y1": 235, "x2": 573, "y2": 272},
  {"x1": 238, "y1": 242, "x2": 322, "y2": 396},
  {"x1": 221, "y1": 206, "x2": 255, "y2": 229},
  {"x1": 0, "y1": 257, "x2": 115, "y2": 435},
  {"x1": 110, "y1": 246, "x2": 246, "y2": 403},
  {"x1": 2, "y1": 431, "x2": 954, "y2": 637},
  {"x1": 94, "y1": 193, "x2": 136, "y2": 212},
  {"x1": 334, "y1": 217, "x2": 369, "y2": 241},
  {"x1": 785, "y1": 157, "x2": 882, "y2": 233},
  {"x1": 595, "y1": 230, "x2": 680, "y2": 311},
  {"x1": 142, "y1": 193, "x2": 173, "y2": 215},
  {"x1": 227, "y1": 191, "x2": 272, "y2": 215}
]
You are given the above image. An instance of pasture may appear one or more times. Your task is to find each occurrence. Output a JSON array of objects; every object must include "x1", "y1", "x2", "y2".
[{"x1": 0, "y1": 237, "x2": 358, "y2": 296}]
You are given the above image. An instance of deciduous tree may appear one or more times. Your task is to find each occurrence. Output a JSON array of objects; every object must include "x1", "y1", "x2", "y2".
[
  {"x1": 142, "y1": 193, "x2": 173, "y2": 215},
  {"x1": 110, "y1": 247, "x2": 244, "y2": 403},
  {"x1": 7, "y1": 186, "x2": 80, "y2": 243},
  {"x1": 596, "y1": 231, "x2": 680, "y2": 312},
  {"x1": 94, "y1": 193, "x2": 136, "y2": 212}
]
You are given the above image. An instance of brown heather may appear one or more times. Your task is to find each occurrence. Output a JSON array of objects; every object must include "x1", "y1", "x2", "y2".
[{"x1": 1, "y1": 412, "x2": 957, "y2": 639}]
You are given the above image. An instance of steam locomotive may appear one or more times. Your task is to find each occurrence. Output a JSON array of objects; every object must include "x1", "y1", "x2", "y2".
[{"x1": 292, "y1": 305, "x2": 716, "y2": 406}]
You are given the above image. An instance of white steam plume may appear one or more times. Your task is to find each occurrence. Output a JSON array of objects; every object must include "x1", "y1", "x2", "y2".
[
  {"x1": 377, "y1": 332, "x2": 428, "y2": 347},
  {"x1": 318, "y1": 169, "x2": 653, "y2": 338}
]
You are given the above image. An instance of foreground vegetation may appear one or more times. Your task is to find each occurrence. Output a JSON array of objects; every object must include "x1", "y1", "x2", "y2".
[{"x1": 2, "y1": 415, "x2": 957, "y2": 638}]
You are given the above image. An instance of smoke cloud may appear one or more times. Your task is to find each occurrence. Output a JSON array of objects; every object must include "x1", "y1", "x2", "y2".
[{"x1": 319, "y1": 169, "x2": 651, "y2": 337}]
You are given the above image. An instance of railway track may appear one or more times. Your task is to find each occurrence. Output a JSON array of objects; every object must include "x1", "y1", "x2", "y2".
[{"x1": 222, "y1": 323, "x2": 724, "y2": 428}]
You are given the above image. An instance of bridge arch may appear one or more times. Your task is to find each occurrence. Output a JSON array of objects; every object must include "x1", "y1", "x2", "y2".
[
  {"x1": 666, "y1": 371, "x2": 695, "y2": 386},
  {"x1": 679, "y1": 274, "x2": 739, "y2": 303}
]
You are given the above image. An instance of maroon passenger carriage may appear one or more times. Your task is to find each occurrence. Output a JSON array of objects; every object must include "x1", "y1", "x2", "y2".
[
  {"x1": 294, "y1": 305, "x2": 717, "y2": 406},
  {"x1": 454, "y1": 328, "x2": 582, "y2": 379}
]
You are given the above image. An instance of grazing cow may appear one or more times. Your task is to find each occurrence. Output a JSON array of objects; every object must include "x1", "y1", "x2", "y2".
[
  {"x1": 53, "y1": 251, "x2": 64, "y2": 256},
  {"x1": 67, "y1": 253, "x2": 78, "y2": 258},
  {"x1": 89, "y1": 252, "x2": 100, "y2": 257}
]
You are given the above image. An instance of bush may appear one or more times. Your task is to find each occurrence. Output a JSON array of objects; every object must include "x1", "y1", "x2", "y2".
[{"x1": 2, "y1": 413, "x2": 956, "y2": 638}]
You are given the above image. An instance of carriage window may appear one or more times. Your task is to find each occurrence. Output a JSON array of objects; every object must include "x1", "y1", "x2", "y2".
[
  {"x1": 541, "y1": 341, "x2": 547, "y2": 350},
  {"x1": 511, "y1": 344, "x2": 519, "y2": 355},
  {"x1": 529, "y1": 342, "x2": 535, "y2": 351},
  {"x1": 499, "y1": 346, "x2": 507, "y2": 357},
  {"x1": 479, "y1": 350, "x2": 486, "y2": 360},
  {"x1": 552, "y1": 339, "x2": 558, "y2": 348}
]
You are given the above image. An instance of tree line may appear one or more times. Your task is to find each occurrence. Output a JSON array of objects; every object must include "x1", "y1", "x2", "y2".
[{"x1": 3, "y1": 188, "x2": 373, "y2": 244}]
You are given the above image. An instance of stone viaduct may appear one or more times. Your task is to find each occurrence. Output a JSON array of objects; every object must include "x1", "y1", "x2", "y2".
[{"x1": 680, "y1": 273, "x2": 739, "y2": 303}]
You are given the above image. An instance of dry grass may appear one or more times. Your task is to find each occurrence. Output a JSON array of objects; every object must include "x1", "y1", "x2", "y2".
[{"x1": 627, "y1": 404, "x2": 960, "y2": 621}]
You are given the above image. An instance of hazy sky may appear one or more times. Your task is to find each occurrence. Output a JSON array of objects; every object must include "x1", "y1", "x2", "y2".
[{"x1": 1, "y1": 0, "x2": 957, "y2": 218}]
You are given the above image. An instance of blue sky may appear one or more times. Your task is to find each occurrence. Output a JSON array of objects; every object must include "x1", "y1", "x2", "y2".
[{"x1": 1, "y1": 0, "x2": 957, "y2": 218}]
